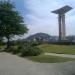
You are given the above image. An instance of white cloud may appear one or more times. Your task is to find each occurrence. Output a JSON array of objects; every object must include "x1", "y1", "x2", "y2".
[{"x1": 24, "y1": 0, "x2": 75, "y2": 37}]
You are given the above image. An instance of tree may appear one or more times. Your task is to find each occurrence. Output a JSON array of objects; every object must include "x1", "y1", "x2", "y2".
[{"x1": 0, "y1": 1, "x2": 28, "y2": 48}]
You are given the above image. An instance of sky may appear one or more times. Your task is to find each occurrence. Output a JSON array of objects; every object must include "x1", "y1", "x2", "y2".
[{"x1": 3, "y1": 0, "x2": 75, "y2": 38}]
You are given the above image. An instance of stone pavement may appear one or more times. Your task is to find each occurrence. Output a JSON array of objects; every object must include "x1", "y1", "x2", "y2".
[{"x1": 0, "y1": 52, "x2": 75, "y2": 75}]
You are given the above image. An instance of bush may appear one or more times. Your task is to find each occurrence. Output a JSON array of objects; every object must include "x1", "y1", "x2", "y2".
[
  {"x1": 4, "y1": 41, "x2": 43, "y2": 56},
  {"x1": 5, "y1": 46, "x2": 20, "y2": 54},
  {"x1": 12, "y1": 48, "x2": 20, "y2": 54},
  {"x1": 24, "y1": 41, "x2": 41, "y2": 47},
  {"x1": 29, "y1": 41, "x2": 40, "y2": 46},
  {"x1": 5, "y1": 47, "x2": 15, "y2": 53},
  {"x1": 18, "y1": 45, "x2": 43, "y2": 57}
]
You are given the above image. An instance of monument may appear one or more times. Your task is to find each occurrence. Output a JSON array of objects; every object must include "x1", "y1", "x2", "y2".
[{"x1": 52, "y1": 5, "x2": 72, "y2": 41}]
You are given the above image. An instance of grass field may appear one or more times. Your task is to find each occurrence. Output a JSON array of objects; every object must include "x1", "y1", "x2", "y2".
[
  {"x1": 27, "y1": 55, "x2": 75, "y2": 63},
  {"x1": 0, "y1": 44, "x2": 75, "y2": 63},
  {"x1": 37, "y1": 44, "x2": 75, "y2": 55}
]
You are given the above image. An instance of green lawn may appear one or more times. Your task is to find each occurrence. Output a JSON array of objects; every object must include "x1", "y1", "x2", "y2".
[
  {"x1": 37, "y1": 44, "x2": 75, "y2": 54},
  {"x1": 27, "y1": 55, "x2": 75, "y2": 63}
]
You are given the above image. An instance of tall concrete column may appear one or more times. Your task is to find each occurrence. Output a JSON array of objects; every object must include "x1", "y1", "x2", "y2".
[
  {"x1": 58, "y1": 14, "x2": 66, "y2": 41},
  {"x1": 58, "y1": 14, "x2": 62, "y2": 41},
  {"x1": 61, "y1": 14, "x2": 66, "y2": 40}
]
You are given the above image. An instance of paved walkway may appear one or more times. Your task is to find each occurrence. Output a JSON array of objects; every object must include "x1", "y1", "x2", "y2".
[
  {"x1": 45, "y1": 53, "x2": 75, "y2": 58},
  {"x1": 0, "y1": 52, "x2": 75, "y2": 75}
]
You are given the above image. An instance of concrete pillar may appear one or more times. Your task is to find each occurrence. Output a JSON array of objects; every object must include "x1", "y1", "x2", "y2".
[
  {"x1": 58, "y1": 14, "x2": 66, "y2": 41},
  {"x1": 58, "y1": 14, "x2": 62, "y2": 41},
  {"x1": 61, "y1": 14, "x2": 66, "y2": 40}
]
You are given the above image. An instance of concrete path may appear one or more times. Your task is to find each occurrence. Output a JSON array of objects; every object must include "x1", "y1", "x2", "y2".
[
  {"x1": 45, "y1": 53, "x2": 75, "y2": 58},
  {"x1": 0, "y1": 52, "x2": 75, "y2": 75}
]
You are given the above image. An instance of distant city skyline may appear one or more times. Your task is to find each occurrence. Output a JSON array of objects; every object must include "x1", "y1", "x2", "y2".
[{"x1": 1, "y1": 0, "x2": 75, "y2": 39}]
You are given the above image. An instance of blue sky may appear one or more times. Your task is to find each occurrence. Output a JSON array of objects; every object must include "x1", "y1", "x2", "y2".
[{"x1": 7, "y1": 0, "x2": 75, "y2": 38}]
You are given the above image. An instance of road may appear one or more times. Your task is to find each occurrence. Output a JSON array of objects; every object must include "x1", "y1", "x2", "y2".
[{"x1": 0, "y1": 52, "x2": 75, "y2": 75}]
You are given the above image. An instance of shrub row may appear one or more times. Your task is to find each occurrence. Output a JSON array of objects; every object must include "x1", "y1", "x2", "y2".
[{"x1": 5, "y1": 43, "x2": 43, "y2": 57}]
